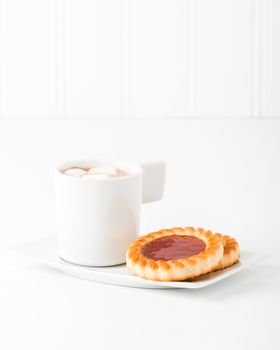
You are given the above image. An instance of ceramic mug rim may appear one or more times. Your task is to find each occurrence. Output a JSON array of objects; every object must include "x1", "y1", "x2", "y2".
[{"x1": 55, "y1": 159, "x2": 142, "y2": 182}]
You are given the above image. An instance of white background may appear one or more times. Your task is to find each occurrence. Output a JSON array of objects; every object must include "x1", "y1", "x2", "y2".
[
  {"x1": 0, "y1": 120, "x2": 280, "y2": 350},
  {"x1": 0, "y1": 1, "x2": 280, "y2": 349}
]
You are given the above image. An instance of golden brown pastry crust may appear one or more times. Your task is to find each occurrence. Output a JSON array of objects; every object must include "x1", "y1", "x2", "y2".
[
  {"x1": 126, "y1": 227, "x2": 224, "y2": 282},
  {"x1": 214, "y1": 233, "x2": 240, "y2": 270}
]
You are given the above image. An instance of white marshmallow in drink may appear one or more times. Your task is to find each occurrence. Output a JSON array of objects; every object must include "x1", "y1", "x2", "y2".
[
  {"x1": 63, "y1": 166, "x2": 119, "y2": 178},
  {"x1": 88, "y1": 167, "x2": 118, "y2": 177},
  {"x1": 64, "y1": 167, "x2": 87, "y2": 177}
]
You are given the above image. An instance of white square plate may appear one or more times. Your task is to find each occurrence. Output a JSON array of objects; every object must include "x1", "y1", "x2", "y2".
[{"x1": 2, "y1": 235, "x2": 267, "y2": 289}]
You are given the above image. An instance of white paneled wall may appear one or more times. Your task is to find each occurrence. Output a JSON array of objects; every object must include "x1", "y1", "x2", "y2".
[
  {"x1": 130, "y1": 0, "x2": 188, "y2": 118},
  {"x1": 262, "y1": 0, "x2": 280, "y2": 118},
  {"x1": 196, "y1": 0, "x2": 252, "y2": 118},
  {"x1": 63, "y1": 0, "x2": 122, "y2": 118},
  {"x1": 0, "y1": 0, "x2": 279, "y2": 119},
  {"x1": 0, "y1": 0, "x2": 56, "y2": 118}
]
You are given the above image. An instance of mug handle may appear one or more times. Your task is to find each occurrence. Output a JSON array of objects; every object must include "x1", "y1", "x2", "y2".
[{"x1": 140, "y1": 160, "x2": 166, "y2": 203}]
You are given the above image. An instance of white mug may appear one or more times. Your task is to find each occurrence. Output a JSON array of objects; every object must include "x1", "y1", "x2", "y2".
[{"x1": 55, "y1": 159, "x2": 166, "y2": 266}]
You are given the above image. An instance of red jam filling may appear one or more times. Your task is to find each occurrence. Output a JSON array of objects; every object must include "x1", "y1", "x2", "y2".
[{"x1": 141, "y1": 235, "x2": 206, "y2": 261}]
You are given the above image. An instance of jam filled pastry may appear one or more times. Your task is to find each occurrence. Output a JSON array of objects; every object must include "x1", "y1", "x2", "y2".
[{"x1": 126, "y1": 227, "x2": 224, "y2": 282}]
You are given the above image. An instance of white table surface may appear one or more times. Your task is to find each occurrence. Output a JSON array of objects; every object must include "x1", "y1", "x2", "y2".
[{"x1": 0, "y1": 120, "x2": 279, "y2": 350}]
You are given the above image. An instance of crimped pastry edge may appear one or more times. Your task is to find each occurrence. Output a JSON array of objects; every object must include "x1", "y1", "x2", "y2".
[
  {"x1": 214, "y1": 233, "x2": 240, "y2": 271},
  {"x1": 126, "y1": 227, "x2": 224, "y2": 282}
]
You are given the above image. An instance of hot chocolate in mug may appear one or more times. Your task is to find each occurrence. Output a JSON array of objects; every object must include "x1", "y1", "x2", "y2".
[{"x1": 55, "y1": 159, "x2": 166, "y2": 266}]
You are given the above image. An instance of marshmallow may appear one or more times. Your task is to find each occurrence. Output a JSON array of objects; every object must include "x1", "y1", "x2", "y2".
[
  {"x1": 87, "y1": 167, "x2": 117, "y2": 177},
  {"x1": 64, "y1": 167, "x2": 87, "y2": 177}
]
